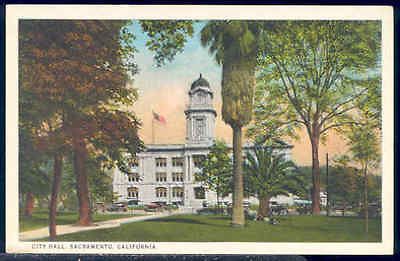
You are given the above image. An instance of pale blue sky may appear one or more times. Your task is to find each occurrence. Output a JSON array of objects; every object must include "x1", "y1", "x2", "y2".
[{"x1": 128, "y1": 21, "x2": 222, "y2": 96}]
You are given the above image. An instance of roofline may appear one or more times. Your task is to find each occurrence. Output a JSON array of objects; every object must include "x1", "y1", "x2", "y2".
[
  {"x1": 142, "y1": 142, "x2": 293, "y2": 153},
  {"x1": 188, "y1": 86, "x2": 214, "y2": 98},
  {"x1": 184, "y1": 108, "x2": 217, "y2": 117}
]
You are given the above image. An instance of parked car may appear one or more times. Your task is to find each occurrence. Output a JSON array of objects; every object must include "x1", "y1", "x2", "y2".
[
  {"x1": 107, "y1": 202, "x2": 127, "y2": 212},
  {"x1": 127, "y1": 199, "x2": 143, "y2": 207},
  {"x1": 144, "y1": 202, "x2": 166, "y2": 212},
  {"x1": 270, "y1": 204, "x2": 289, "y2": 216},
  {"x1": 226, "y1": 201, "x2": 250, "y2": 209}
]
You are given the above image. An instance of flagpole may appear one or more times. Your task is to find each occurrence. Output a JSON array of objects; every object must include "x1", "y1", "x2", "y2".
[{"x1": 152, "y1": 117, "x2": 155, "y2": 144}]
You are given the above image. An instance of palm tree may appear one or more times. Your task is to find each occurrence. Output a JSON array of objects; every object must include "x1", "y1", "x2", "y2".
[
  {"x1": 201, "y1": 21, "x2": 262, "y2": 227},
  {"x1": 244, "y1": 146, "x2": 295, "y2": 218}
]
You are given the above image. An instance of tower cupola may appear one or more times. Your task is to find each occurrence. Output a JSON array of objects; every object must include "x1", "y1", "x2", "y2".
[{"x1": 185, "y1": 74, "x2": 216, "y2": 145}]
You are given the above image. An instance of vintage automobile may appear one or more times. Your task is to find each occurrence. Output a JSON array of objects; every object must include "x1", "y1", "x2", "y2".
[
  {"x1": 144, "y1": 201, "x2": 166, "y2": 212},
  {"x1": 107, "y1": 202, "x2": 128, "y2": 212},
  {"x1": 270, "y1": 202, "x2": 289, "y2": 216}
]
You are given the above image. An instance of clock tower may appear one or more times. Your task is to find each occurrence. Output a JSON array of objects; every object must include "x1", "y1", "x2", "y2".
[{"x1": 185, "y1": 74, "x2": 217, "y2": 145}]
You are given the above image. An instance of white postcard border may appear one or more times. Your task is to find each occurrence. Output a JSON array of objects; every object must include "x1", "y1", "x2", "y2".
[{"x1": 5, "y1": 5, "x2": 394, "y2": 255}]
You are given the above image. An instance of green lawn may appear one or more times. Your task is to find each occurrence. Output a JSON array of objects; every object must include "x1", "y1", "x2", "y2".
[
  {"x1": 20, "y1": 210, "x2": 139, "y2": 232},
  {"x1": 51, "y1": 214, "x2": 381, "y2": 242}
]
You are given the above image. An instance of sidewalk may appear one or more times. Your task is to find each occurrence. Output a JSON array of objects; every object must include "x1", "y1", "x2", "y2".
[{"x1": 19, "y1": 212, "x2": 174, "y2": 241}]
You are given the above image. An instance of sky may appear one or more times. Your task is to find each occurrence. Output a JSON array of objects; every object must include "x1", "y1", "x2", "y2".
[{"x1": 127, "y1": 21, "x2": 348, "y2": 166}]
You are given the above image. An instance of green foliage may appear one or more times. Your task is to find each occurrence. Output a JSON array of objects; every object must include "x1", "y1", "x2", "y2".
[
  {"x1": 328, "y1": 156, "x2": 363, "y2": 208},
  {"x1": 346, "y1": 113, "x2": 380, "y2": 170},
  {"x1": 256, "y1": 20, "x2": 381, "y2": 140},
  {"x1": 19, "y1": 127, "x2": 52, "y2": 196},
  {"x1": 201, "y1": 21, "x2": 263, "y2": 126},
  {"x1": 58, "y1": 154, "x2": 115, "y2": 211},
  {"x1": 140, "y1": 20, "x2": 194, "y2": 66},
  {"x1": 247, "y1": 80, "x2": 301, "y2": 145},
  {"x1": 196, "y1": 140, "x2": 233, "y2": 199},
  {"x1": 243, "y1": 146, "x2": 297, "y2": 198},
  {"x1": 253, "y1": 21, "x2": 381, "y2": 213}
]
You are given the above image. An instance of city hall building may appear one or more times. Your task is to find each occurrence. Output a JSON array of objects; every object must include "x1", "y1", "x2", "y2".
[{"x1": 113, "y1": 74, "x2": 293, "y2": 210}]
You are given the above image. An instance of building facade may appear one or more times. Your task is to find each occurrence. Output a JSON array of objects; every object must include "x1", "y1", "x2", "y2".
[{"x1": 113, "y1": 74, "x2": 293, "y2": 210}]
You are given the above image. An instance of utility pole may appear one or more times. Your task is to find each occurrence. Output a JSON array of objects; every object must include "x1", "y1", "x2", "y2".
[{"x1": 326, "y1": 153, "x2": 329, "y2": 216}]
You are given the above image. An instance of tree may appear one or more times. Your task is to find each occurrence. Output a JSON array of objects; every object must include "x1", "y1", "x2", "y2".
[
  {"x1": 196, "y1": 140, "x2": 233, "y2": 212},
  {"x1": 201, "y1": 21, "x2": 264, "y2": 226},
  {"x1": 256, "y1": 21, "x2": 381, "y2": 214},
  {"x1": 244, "y1": 146, "x2": 296, "y2": 218},
  {"x1": 19, "y1": 20, "x2": 144, "y2": 227},
  {"x1": 19, "y1": 128, "x2": 52, "y2": 217},
  {"x1": 346, "y1": 111, "x2": 380, "y2": 234},
  {"x1": 329, "y1": 156, "x2": 363, "y2": 214}
]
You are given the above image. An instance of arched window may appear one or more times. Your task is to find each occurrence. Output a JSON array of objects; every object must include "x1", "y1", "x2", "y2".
[
  {"x1": 127, "y1": 187, "x2": 139, "y2": 198},
  {"x1": 195, "y1": 118, "x2": 206, "y2": 139},
  {"x1": 128, "y1": 173, "x2": 140, "y2": 182},
  {"x1": 172, "y1": 172, "x2": 184, "y2": 182},
  {"x1": 172, "y1": 187, "x2": 184, "y2": 198},
  {"x1": 156, "y1": 187, "x2": 167, "y2": 198},
  {"x1": 197, "y1": 92, "x2": 206, "y2": 104}
]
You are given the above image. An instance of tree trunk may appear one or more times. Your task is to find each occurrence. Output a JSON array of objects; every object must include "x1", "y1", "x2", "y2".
[
  {"x1": 231, "y1": 125, "x2": 244, "y2": 227},
  {"x1": 49, "y1": 153, "x2": 63, "y2": 240},
  {"x1": 258, "y1": 195, "x2": 270, "y2": 218},
  {"x1": 216, "y1": 191, "x2": 220, "y2": 214},
  {"x1": 311, "y1": 133, "x2": 321, "y2": 215},
  {"x1": 24, "y1": 191, "x2": 34, "y2": 217},
  {"x1": 73, "y1": 136, "x2": 92, "y2": 226},
  {"x1": 363, "y1": 165, "x2": 369, "y2": 234},
  {"x1": 342, "y1": 202, "x2": 346, "y2": 217}
]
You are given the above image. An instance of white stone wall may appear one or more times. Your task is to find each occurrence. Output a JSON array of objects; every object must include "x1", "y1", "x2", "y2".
[
  {"x1": 113, "y1": 147, "x2": 219, "y2": 209},
  {"x1": 112, "y1": 145, "x2": 292, "y2": 209}
]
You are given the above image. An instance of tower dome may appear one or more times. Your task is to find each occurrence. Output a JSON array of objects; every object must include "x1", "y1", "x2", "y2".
[
  {"x1": 190, "y1": 73, "x2": 210, "y2": 90},
  {"x1": 185, "y1": 74, "x2": 216, "y2": 145}
]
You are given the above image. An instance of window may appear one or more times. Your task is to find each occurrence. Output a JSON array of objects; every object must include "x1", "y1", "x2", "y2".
[
  {"x1": 127, "y1": 187, "x2": 139, "y2": 198},
  {"x1": 172, "y1": 187, "x2": 184, "y2": 198},
  {"x1": 156, "y1": 187, "x2": 167, "y2": 198},
  {"x1": 155, "y1": 157, "x2": 167, "y2": 167},
  {"x1": 194, "y1": 187, "x2": 205, "y2": 199},
  {"x1": 198, "y1": 92, "x2": 206, "y2": 104},
  {"x1": 193, "y1": 155, "x2": 206, "y2": 168},
  {"x1": 156, "y1": 172, "x2": 167, "y2": 182},
  {"x1": 195, "y1": 118, "x2": 206, "y2": 139},
  {"x1": 172, "y1": 172, "x2": 184, "y2": 182},
  {"x1": 172, "y1": 157, "x2": 184, "y2": 167},
  {"x1": 128, "y1": 173, "x2": 140, "y2": 182}
]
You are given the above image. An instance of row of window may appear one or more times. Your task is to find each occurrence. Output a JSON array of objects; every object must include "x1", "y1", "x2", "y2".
[
  {"x1": 127, "y1": 187, "x2": 205, "y2": 199},
  {"x1": 155, "y1": 157, "x2": 185, "y2": 167},
  {"x1": 128, "y1": 173, "x2": 140, "y2": 182},
  {"x1": 127, "y1": 172, "x2": 185, "y2": 183},
  {"x1": 130, "y1": 156, "x2": 206, "y2": 168},
  {"x1": 156, "y1": 172, "x2": 184, "y2": 182},
  {"x1": 127, "y1": 187, "x2": 185, "y2": 198},
  {"x1": 131, "y1": 154, "x2": 264, "y2": 169}
]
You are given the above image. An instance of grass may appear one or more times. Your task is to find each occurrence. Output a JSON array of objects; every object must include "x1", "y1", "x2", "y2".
[
  {"x1": 20, "y1": 210, "x2": 140, "y2": 232},
  {"x1": 50, "y1": 214, "x2": 381, "y2": 242}
]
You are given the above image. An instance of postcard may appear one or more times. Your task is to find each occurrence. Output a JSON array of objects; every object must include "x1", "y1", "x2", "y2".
[{"x1": 6, "y1": 5, "x2": 394, "y2": 254}]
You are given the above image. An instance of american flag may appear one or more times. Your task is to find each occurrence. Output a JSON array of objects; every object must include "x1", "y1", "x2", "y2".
[{"x1": 152, "y1": 111, "x2": 166, "y2": 125}]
